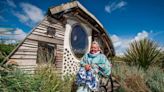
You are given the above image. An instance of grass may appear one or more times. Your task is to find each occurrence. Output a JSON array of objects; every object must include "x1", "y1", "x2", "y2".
[
  {"x1": 112, "y1": 62, "x2": 164, "y2": 92},
  {"x1": 1, "y1": 63, "x2": 163, "y2": 92},
  {"x1": 0, "y1": 65, "x2": 74, "y2": 92}
]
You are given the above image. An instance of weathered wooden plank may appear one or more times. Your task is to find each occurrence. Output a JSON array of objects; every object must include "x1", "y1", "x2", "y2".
[
  {"x1": 55, "y1": 58, "x2": 63, "y2": 61},
  {"x1": 19, "y1": 45, "x2": 37, "y2": 50},
  {"x1": 56, "y1": 49, "x2": 64, "y2": 52},
  {"x1": 55, "y1": 61, "x2": 62, "y2": 67},
  {"x1": 8, "y1": 59, "x2": 37, "y2": 65},
  {"x1": 50, "y1": 1, "x2": 77, "y2": 15},
  {"x1": 32, "y1": 31, "x2": 48, "y2": 37},
  {"x1": 32, "y1": 31, "x2": 64, "y2": 40},
  {"x1": 46, "y1": 16, "x2": 63, "y2": 25},
  {"x1": 55, "y1": 34, "x2": 64, "y2": 38},
  {"x1": 15, "y1": 51, "x2": 37, "y2": 55},
  {"x1": 27, "y1": 34, "x2": 64, "y2": 45},
  {"x1": 21, "y1": 43, "x2": 38, "y2": 48},
  {"x1": 19, "y1": 65, "x2": 36, "y2": 68},
  {"x1": 10, "y1": 55, "x2": 37, "y2": 59},
  {"x1": 23, "y1": 42, "x2": 38, "y2": 46},
  {"x1": 57, "y1": 46, "x2": 63, "y2": 49},
  {"x1": 17, "y1": 48, "x2": 38, "y2": 52},
  {"x1": 42, "y1": 19, "x2": 63, "y2": 26},
  {"x1": 55, "y1": 65, "x2": 62, "y2": 68},
  {"x1": 56, "y1": 30, "x2": 65, "y2": 35},
  {"x1": 57, "y1": 47, "x2": 63, "y2": 49},
  {"x1": 55, "y1": 57, "x2": 63, "y2": 60},
  {"x1": 37, "y1": 23, "x2": 65, "y2": 34},
  {"x1": 34, "y1": 29, "x2": 47, "y2": 34},
  {"x1": 40, "y1": 22, "x2": 65, "y2": 31},
  {"x1": 36, "y1": 26, "x2": 65, "y2": 37},
  {"x1": 57, "y1": 45, "x2": 63, "y2": 47},
  {"x1": 55, "y1": 53, "x2": 63, "y2": 56},
  {"x1": 24, "y1": 39, "x2": 38, "y2": 45},
  {"x1": 56, "y1": 52, "x2": 63, "y2": 55}
]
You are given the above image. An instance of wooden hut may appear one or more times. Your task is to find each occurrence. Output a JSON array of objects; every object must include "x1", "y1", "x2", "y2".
[{"x1": 4, "y1": 1, "x2": 115, "y2": 75}]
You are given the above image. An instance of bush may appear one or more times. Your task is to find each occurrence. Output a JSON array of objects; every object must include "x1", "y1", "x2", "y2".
[
  {"x1": 123, "y1": 38, "x2": 161, "y2": 70},
  {"x1": 146, "y1": 67, "x2": 164, "y2": 92},
  {"x1": 0, "y1": 44, "x2": 16, "y2": 62},
  {"x1": 0, "y1": 65, "x2": 74, "y2": 92},
  {"x1": 112, "y1": 63, "x2": 164, "y2": 92}
]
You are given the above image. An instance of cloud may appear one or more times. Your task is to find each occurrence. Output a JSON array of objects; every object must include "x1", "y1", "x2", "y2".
[
  {"x1": 6, "y1": 0, "x2": 16, "y2": 8},
  {"x1": 0, "y1": 28, "x2": 26, "y2": 44},
  {"x1": 105, "y1": 1, "x2": 127, "y2": 13},
  {"x1": 14, "y1": 12, "x2": 29, "y2": 23},
  {"x1": 111, "y1": 30, "x2": 150, "y2": 56},
  {"x1": 132, "y1": 30, "x2": 149, "y2": 41},
  {"x1": 20, "y1": 3, "x2": 44, "y2": 23},
  {"x1": 14, "y1": 28, "x2": 26, "y2": 40},
  {"x1": 13, "y1": 3, "x2": 44, "y2": 27}
]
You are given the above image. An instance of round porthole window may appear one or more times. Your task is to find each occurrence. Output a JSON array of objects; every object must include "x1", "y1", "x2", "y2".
[{"x1": 70, "y1": 24, "x2": 88, "y2": 59}]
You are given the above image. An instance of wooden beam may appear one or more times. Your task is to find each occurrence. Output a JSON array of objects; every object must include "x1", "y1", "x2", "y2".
[
  {"x1": 27, "y1": 34, "x2": 64, "y2": 45},
  {"x1": 65, "y1": 14, "x2": 100, "y2": 33}
]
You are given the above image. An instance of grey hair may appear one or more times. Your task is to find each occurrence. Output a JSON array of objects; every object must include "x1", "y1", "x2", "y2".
[
  {"x1": 92, "y1": 41, "x2": 102, "y2": 53},
  {"x1": 92, "y1": 41, "x2": 100, "y2": 47}
]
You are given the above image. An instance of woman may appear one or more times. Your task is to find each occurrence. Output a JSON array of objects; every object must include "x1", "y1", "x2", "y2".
[{"x1": 76, "y1": 41, "x2": 112, "y2": 92}]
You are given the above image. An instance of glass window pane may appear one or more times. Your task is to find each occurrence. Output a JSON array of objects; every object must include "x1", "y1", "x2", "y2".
[
  {"x1": 37, "y1": 42, "x2": 55, "y2": 64},
  {"x1": 70, "y1": 25, "x2": 88, "y2": 58}
]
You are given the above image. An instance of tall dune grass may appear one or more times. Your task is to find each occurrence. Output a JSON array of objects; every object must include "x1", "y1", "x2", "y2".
[
  {"x1": 112, "y1": 63, "x2": 164, "y2": 92},
  {"x1": 0, "y1": 65, "x2": 74, "y2": 92}
]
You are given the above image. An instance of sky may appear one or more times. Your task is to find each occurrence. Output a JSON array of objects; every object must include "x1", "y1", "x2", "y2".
[{"x1": 0, "y1": 0, "x2": 164, "y2": 55}]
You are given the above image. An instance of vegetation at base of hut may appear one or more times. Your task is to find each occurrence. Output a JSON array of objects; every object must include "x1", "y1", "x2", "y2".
[
  {"x1": 0, "y1": 64, "x2": 74, "y2": 92},
  {"x1": 0, "y1": 62, "x2": 163, "y2": 92},
  {"x1": 0, "y1": 43, "x2": 17, "y2": 62}
]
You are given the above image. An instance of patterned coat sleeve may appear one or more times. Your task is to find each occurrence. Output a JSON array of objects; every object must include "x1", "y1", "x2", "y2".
[
  {"x1": 98, "y1": 54, "x2": 112, "y2": 76},
  {"x1": 80, "y1": 54, "x2": 88, "y2": 67}
]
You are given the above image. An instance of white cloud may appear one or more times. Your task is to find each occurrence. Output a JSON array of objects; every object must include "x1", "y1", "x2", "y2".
[
  {"x1": 13, "y1": 3, "x2": 44, "y2": 27},
  {"x1": 105, "y1": 1, "x2": 127, "y2": 13},
  {"x1": 111, "y1": 30, "x2": 150, "y2": 56},
  {"x1": 6, "y1": 0, "x2": 16, "y2": 8},
  {"x1": 111, "y1": 35, "x2": 122, "y2": 48},
  {"x1": 132, "y1": 30, "x2": 149, "y2": 41},
  {"x1": 20, "y1": 3, "x2": 44, "y2": 23},
  {"x1": 14, "y1": 28, "x2": 26, "y2": 40},
  {"x1": 0, "y1": 28, "x2": 26, "y2": 44},
  {"x1": 14, "y1": 12, "x2": 29, "y2": 23}
]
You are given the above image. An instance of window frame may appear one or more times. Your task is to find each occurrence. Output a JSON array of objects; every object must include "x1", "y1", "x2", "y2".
[
  {"x1": 37, "y1": 41, "x2": 56, "y2": 64},
  {"x1": 69, "y1": 23, "x2": 89, "y2": 60}
]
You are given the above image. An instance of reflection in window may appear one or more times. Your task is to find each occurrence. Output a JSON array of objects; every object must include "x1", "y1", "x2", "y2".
[
  {"x1": 37, "y1": 42, "x2": 55, "y2": 64},
  {"x1": 70, "y1": 25, "x2": 88, "y2": 58}
]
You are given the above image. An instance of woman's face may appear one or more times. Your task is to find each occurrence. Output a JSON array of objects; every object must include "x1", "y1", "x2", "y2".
[{"x1": 90, "y1": 43, "x2": 100, "y2": 54}]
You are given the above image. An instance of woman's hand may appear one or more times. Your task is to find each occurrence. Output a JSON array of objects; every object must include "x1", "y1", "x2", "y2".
[{"x1": 85, "y1": 64, "x2": 91, "y2": 71}]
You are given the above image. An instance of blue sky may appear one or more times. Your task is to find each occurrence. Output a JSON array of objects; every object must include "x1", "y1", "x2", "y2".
[{"x1": 0, "y1": 0, "x2": 164, "y2": 55}]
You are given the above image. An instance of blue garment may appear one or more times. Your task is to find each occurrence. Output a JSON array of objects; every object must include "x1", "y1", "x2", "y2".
[
  {"x1": 76, "y1": 67, "x2": 98, "y2": 90},
  {"x1": 76, "y1": 52, "x2": 111, "y2": 91}
]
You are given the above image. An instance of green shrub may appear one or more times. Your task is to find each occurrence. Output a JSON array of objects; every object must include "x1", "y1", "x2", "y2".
[
  {"x1": 146, "y1": 67, "x2": 164, "y2": 92},
  {"x1": 112, "y1": 63, "x2": 164, "y2": 92},
  {"x1": 0, "y1": 44, "x2": 16, "y2": 62},
  {"x1": 0, "y1": 65, "x2": 74, "y2": 92},
  {"x1": 123, "y1": 38, "x2": 161, "y2": 70}
]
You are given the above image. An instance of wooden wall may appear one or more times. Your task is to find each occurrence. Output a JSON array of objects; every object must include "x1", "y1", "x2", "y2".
[{"x1": 7, "y1": 16, "x2": 65, "y2": 73}]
